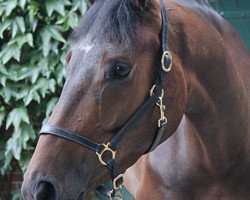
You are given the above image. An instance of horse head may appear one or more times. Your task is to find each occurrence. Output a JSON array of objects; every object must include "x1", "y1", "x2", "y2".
[{"x1": 21, "y1": 0, "x2": 187, "y2": 199}]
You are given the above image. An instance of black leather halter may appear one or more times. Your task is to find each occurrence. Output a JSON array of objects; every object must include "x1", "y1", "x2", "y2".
[{"x1": 39, "y1": 0, "x2": 172, "y2": 198}]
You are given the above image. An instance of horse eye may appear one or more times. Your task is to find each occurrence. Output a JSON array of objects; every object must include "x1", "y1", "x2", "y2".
[{"x1": 112, "y1": 64, "x2": 131, "y2": 78}]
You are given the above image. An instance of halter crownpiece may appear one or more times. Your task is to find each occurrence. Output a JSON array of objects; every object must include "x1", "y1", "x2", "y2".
[{"x1": 39, "y1": 0, "x2": 172, "y2": 199}]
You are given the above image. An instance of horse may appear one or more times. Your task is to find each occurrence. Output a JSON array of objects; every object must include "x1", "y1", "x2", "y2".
[{"x1": 21, "y1": 0, "x2": 250, "y2": 199}]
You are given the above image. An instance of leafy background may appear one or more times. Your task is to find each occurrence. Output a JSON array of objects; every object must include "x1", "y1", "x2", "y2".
[{"x1": 0, "y1": 0, "x2": 87, "y2": 181}]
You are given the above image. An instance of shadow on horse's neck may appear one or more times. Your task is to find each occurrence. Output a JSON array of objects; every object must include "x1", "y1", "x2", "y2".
[{"x1": 167, "y1": 5, "x2": 249, "y2": 170}]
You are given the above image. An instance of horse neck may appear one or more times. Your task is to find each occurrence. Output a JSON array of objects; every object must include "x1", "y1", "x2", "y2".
[{"x1": 168, "y1": 2, "x2": 250, "y2": 169}]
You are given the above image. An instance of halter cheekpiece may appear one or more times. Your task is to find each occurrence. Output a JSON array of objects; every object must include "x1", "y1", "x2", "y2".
[{"x1": 39, "y1": 0, "x2": 172, "y2": 199}]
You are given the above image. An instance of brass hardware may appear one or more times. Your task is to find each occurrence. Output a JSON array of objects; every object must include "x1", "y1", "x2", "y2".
[
  {"x1": 156, "y1": 90, "x2": 168, "y2": 127},
  {"x1": 96, "y1": 143, "x2": 116, "y2": 166},
  {"x1": 113, "y1": 174, "x2": 124, "y2": 190},
  {"x1": 161, "y1": 51, "x2": 172, "y2": 72},
  {"x1": 113, "y1": 191, "x2": 123, "y2": 200},
  {"x1": 150, "y1": 85, "x2": 156, "y2": 96},
  {"x1": 150, "y1": 86, "x2": 168, "y2": 127},
  {"x1": 109, "y1": 190, "x2": 123, "y2": 200}
]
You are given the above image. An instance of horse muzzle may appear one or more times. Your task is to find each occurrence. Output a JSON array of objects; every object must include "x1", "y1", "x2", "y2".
[
  {"x1": 22, "y1": 177, "x2": 58, "y2": 200},
  {"x1": 21, "y1": 175, "x2": 85, "y2": 200}
]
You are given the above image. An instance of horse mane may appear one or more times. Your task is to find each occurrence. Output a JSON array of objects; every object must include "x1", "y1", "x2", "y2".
[{"x1": 70, "y1": 0, "x2": 144, "y2": 49}]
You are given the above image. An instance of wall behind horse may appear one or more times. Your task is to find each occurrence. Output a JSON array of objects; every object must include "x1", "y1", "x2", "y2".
[
  {"x1": 0, "y1": 161, "x2": 22, "y2": 200},
  {"x1": 210, "y1": 0, "x2": 250, "y2": 49}
]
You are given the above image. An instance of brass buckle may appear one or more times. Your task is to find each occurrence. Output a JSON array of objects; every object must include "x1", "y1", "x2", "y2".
[
  {"x1": 113, "y1": 174, "x2": 124, "y2": 190},
  {"x1": 96, "y1": 143, "x2": 116, "y2": 166},
  {"x1": 161, "y1": 51, "x2": 172, "y2": 72}
]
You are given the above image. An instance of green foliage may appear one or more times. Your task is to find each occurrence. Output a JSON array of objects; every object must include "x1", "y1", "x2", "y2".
[{"x1": 0, "y1": 0, "x2": 88, "y2": 176}]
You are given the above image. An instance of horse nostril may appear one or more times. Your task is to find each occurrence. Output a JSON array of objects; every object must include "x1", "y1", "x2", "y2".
[{"x1": 34, "y1": 181, "x2": 58, "y2": 200}]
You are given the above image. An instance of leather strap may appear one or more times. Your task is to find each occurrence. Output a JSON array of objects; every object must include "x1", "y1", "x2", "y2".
[
  {"x1": 155, "y1": 0, "x2": 172, "y2": 87},
  {"x1": 109, "y1": 95, "x2": 159, "y2": 150},
  {"x1": 40, "y1": 125, "x2": 103, "y2": 152},
  {"x1": 148, "y1": 123, "x2": 167, "y2": 152}
]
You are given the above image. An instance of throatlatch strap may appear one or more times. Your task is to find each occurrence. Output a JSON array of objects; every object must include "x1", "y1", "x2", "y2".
[
  {"x1": 155, "y1": 0, "x2": 172, "y2": 87},
  {"x1": 109, "y1": 95, "x2": 159, "y2": 150},
  {"x1": 160, "y1": 0, "x2": 169, "y2": 52},
  {"x1": 149, "y1": 123, "x2": 167, "y2": 152}
]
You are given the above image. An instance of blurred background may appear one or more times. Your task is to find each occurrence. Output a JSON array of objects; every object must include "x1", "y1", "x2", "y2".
[{"x1": 0, "y1": 0, "x2": 249, "y2": 199}]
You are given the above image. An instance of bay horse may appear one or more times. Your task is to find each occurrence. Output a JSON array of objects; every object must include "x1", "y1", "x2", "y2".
[{"x1": 22, "y1": 0, "x2": 250, "y2": 199}]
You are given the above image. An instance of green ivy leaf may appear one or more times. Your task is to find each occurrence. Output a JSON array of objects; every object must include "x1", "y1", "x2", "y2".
[
  {"x1": 15, "y1": 16, "x2": 26, "y2": 33},
  {"x1": 6, "y1": 107, "x2": 30, "y2": 130},
  {"x1": 71, "y1": 0, "x2": 81, "y2": 13},
  {"x1": 68, "y1": 12, "x2": 79, "y2": 29},
  {"x1": 0, "y1": 44, "x2": 21, "y2": 64},
  {"x1": 19, "y1": 0, "x2": 26, "y2": 10},
  {"x1": 21, "y1": 124, "x2": 36, "y2": 148},
  {"x1": 29, "y1": 14, "x2": 38, "y2": 32},
  {"x1": 38, "y1": 57, "x2": 50, "y2": 77},
  {"x1": 0, "y1": 76, "x2": 7, "y2": 86},
  {"x1": 46, "y1": 97, "x2": 58, "y2": 117},
  {"x1": 79, "y1": 0, "x2": 87, "y2": 15},
  {"x1": 48, "y1": 26, "x2": 66, "y2": 43},
  {"x1": 10, "y1": 129, "x2": 22, "y2": 160},
  {"x1": 31, "y1": 67, "x2": 40, "y2": 83},
  {"x1": 45, "y1": 0, "x2": 65, "y2": 17},
  {"x1": 43, "y1": 97, "x2": 58, "y2": 125},
  {"x1": 12, "y1": 20, "x2": 18, "y2": 38},
  {"x1": 0, "y1": 87, "x2": 11, "y2": 103},
  {"x1": 0, "y1": 3, "x2": 5, "y2": 17},
  {"x1": 55, "y1": 62, "x2": 66, "y2": 84},
  {"x1": 1, "y1": 150, "x2": 13, "y2": 174},
  {"x1": 40, "y1": 29, "x2": 52, "y2": 57},
  {"x1": 5, "y1": 0, "x2": 17, "y2": 16},
  {"x1": 0, "y1": 63, "x2": 8, "y2": 75},
  {"x1": 34, "y1": 78, "x2": 56, "y2": 97},
  {"x1": 0, "y1": 111, "x2": 5, "y2": 127},
  {"x1": 24, "y1": 88, "x2": 40, "y2": 106},
  {"x1": 8, "y1": 33, "x2": 34, "y2": 48},
  {"x1": 0, "y1": 19, "x2": 12, "y2": 38},
  {"x1": 63, "y1": 0, "x2": 71, "y2": 6},
  {"x1": 15, "y1": 86, "x2": 29, "y2": 101}
]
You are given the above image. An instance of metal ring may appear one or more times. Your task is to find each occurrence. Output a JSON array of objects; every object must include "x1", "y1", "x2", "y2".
[
  {"x1": 158, "y1": 117, "x2": 168, "y2": 128},
  {"x1": 113, "y1": 174, "x2": 124, "y2": 190},
  {"x1": 161, "y1": 51, "x2": 173, "y2": 72},
  {"x1": 150, "y1": 85, "x2": 156, "y2": 96},
  {"x1": 96, "y1": 143, "x2": 116, "y2": 166}
]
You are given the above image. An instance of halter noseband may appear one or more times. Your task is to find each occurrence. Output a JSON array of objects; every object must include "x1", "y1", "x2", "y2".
[{"x1": 39, "y1": 0, "x2": 172, "y2": 199}]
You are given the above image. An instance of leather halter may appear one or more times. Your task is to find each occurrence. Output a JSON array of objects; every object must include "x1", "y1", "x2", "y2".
[{"x1": 39, "y1": 0, "x2": 172, "y2": 199}]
